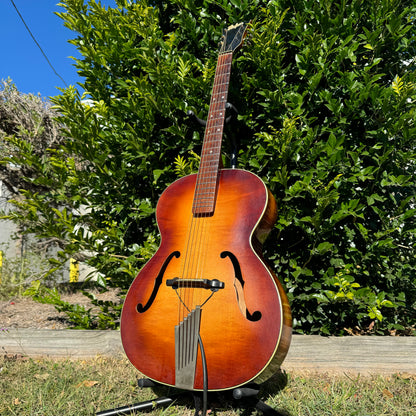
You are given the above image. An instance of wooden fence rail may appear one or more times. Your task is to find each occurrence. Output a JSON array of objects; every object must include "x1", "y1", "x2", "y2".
[{"x1": 1, "y1": 330, "x2": 415, "y2": 375}]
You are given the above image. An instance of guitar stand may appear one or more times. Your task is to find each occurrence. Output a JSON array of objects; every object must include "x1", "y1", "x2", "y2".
[{"x1": 96, "y1": 379, "x2": 287, "y2": 416}]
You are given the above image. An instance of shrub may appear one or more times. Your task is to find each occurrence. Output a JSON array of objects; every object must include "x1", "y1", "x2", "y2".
[{"x1": 1, "y1": 0, "x2": 415, "y2": 333}]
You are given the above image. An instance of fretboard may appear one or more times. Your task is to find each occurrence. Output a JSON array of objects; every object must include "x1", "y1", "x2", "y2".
[{"x1": 192, "y1": 52, "x2": 233, "y2": 216}]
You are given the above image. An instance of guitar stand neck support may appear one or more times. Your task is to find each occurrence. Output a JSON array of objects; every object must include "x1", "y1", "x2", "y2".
[
  {"x1": 187, "y1": 102, "x2": 238, "y2": 127},
  {"x1": 187, "y1": 102, "x2": 239, "y2": 169}
]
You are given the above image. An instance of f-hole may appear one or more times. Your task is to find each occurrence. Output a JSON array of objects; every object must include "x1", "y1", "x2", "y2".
[
  {"x1": 220, "y1": 251, "x2": 262, "y2": 322},
  {"x1": 136, "y1": 251, "x2": 180, "y2": 313}
]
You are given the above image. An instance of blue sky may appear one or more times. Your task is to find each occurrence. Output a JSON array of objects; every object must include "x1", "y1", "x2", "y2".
[{"x1": 1, "y1": 0, "x2": 116, "y2": 99}]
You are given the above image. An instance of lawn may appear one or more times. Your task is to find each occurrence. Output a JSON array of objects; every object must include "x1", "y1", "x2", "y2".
[{"x1": 1, "y1": 355, "x2": 415, "y2": 416}]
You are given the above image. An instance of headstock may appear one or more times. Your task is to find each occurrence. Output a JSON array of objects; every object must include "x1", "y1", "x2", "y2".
[{"x1": 219, "y1": 22, "x2": 249, "y2": 54}]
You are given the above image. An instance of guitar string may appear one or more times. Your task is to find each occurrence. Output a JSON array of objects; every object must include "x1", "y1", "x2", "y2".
[
  {"x1": 179, "y1": 52, "x2": 224, "y2": 316},
  {"x1": 196, "y1": 54, "x2": 231, "y2": 310},
  {"x1": 196, "y1": 53, "x2": 231, "y2": 312},
  {"x1": 192, "y1": 56, "x2": 221, "y2": 310},
  {"x1": 191, "y1": 53, "x2": 231, "y2": 311},
  {"x1": 177, "y1": 52, "x2": 232, "y2": 364}
]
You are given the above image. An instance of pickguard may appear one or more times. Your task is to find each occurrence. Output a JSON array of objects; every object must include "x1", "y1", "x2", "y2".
[{"x1": 220, "y1": 251, "x2": 262, "y2": 322}]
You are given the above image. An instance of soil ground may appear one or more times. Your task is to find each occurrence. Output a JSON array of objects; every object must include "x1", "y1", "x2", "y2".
[{"x1": 0, "y1": 288, "x2": 120, "y2": 329}]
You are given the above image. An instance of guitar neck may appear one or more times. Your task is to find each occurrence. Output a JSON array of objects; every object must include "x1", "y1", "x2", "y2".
[{"x1": 192, "y1": 51, "x2": 233, "y2": 216}]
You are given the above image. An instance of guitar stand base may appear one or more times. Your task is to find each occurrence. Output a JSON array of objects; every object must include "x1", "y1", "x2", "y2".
[
  {"x1": 95, "y1": 379, "x2": 196, "y2": 416},
  {"x1": 233, "y1": 384, "x2": 286, "y2": 416},
  {"x1": 96, "y1": 379, "x2": 286, "y2": 416}
]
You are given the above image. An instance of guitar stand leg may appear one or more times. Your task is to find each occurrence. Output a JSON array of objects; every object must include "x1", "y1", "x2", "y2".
[
  {"x1": 233, "y1": 384, "x2": 285, "y2": 416},
  {"x1": 96, "y1": 379, "x2": 179, "y2": 416},
  {"x1": 95, "y1": 396, "x2": 174, "y2": 416}
]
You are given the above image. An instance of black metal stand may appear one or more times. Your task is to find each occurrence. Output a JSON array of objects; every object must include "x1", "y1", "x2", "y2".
[{"x1": 96, "y1": 379, "x2": 287, "y2": 416}]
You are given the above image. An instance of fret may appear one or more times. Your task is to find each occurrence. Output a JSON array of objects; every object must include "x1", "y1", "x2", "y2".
[{"x1": 192, "y1": 51, "x2": 233, "y2": 216}]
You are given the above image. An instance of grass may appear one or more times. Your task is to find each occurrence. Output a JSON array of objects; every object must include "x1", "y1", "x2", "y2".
[{"x1": 0, "y1": 355, "x2": 415, "y2": 416}]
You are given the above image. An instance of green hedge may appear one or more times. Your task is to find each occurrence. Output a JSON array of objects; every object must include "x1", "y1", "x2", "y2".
[{"x1": 3, "y1": 0, "x2": 415, "y2": 334}]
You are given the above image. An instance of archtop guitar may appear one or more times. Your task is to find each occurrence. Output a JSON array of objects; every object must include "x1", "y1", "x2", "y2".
[{"x1": 121, "y1": 22, "x2": 292, "y2": 392}]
